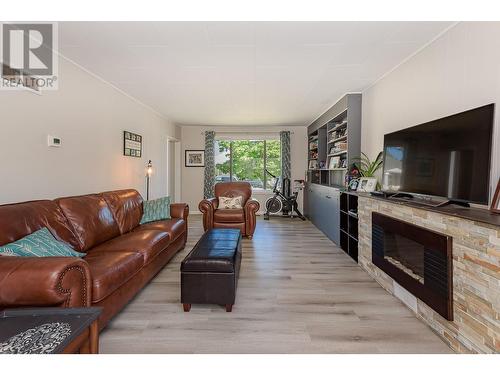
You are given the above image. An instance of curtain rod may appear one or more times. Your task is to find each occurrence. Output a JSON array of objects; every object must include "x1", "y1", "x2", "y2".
[{"x1": 200, "y1": 131, "x2": 294, "y2": 135}]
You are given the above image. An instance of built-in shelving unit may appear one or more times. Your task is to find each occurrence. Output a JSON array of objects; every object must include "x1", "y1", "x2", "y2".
[
  {"x1": 306, "y1": 94, "x2": 361, "y2": 189},
  {"x1": 304, "y1": 93, "x2": 362, "y2": 248}
]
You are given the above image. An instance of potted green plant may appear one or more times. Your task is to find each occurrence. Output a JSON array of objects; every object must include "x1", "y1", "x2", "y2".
[{"x1": 353, "y1": 152, "x2": 383, "y2": 189}]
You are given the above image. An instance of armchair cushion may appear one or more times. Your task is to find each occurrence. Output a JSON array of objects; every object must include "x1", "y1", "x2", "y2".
[
  {"x1": 215, "y1": 182, "x2": 251, "y2": 204},
  {"x1": 214, "y1": 209, "x2": 245, "y2": 223}
]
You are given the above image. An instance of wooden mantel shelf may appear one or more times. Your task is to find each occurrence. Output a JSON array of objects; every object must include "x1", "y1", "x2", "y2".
[{"x1": 351, "y1": 192, "x2": 500, "y2": 228}]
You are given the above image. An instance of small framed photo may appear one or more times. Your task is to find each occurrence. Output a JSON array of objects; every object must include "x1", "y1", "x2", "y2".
[
  {"x1": 348, "y1": 178, "x2": 359, "y2": 191},
  {"x1": 490, "y1": 179, "x2": 500, "y2": 214},
  {"x1": 357, "y1": 177, "x2": 377, "y2": 192},
  {"x1": 185, "y1": 150, "x2": 205, "y2": 167}
]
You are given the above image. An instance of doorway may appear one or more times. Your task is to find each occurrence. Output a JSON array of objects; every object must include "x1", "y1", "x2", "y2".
[{"x1": 167, "y1": 138, "x2": 181, "y2": 202}]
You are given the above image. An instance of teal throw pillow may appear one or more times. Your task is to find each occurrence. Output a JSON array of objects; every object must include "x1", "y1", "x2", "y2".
[
  {"x1": 0, "y1": 228, "x2": 85, "y2": 257},
  {"x1": 140, "y1": 196, "x2": 171, "y2": 224}
]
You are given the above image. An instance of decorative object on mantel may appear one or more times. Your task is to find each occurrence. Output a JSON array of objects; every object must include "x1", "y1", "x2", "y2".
[
  {"x1": 146, "y1": 160, "x2": 153, "y2": 201},
  {"x1": 357, "y1": 177, "x2": 377, "y2": 192},
  {"x1": 345, "y1": 163, "x2": 360, "y2": 189},
  {"x1": 186, "y1": 150, "x2": 205, "y2": 167},
  {"x1": 123, "y1": 131, "x2": 142, "y2": 157},
  {"x1": 491, "y1": 178, "x2": 500, "y2": 214},
  {"x1": 353, "y1": 151, "x2": 383, "y2": 189}
]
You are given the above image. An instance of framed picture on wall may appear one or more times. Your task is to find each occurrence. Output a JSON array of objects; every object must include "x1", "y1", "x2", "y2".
[
  {"x1": 185, "y1": 150, "x2": 205, "y2": 167},
  {"x1": 123, "y1": 131, "x2": 142, "y2": 158},
  {"x1": 490, "y1": 179, "x2": 500, "y2": 214}
]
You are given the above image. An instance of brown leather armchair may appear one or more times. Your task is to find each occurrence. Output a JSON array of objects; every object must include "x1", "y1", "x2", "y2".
[{"x1": 199, "y1": 182, "x2": 260, "y2": 238}]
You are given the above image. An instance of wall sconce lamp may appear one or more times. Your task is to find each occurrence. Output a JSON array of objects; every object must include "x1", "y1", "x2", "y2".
[{"x1": 146, "y1": 160, "x2": 153, "y2": 200}]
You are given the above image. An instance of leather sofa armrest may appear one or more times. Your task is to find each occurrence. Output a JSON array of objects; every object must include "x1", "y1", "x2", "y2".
[
  {"x1": 171, "y1": 203, "x2": 189, "y2": 220},
  {"x1": 0, "y1": 257, "x2": 91, "y2": 308},
  {"x1": 198, "y1": 198, "x2": 218, "y2": 231},
  {"x1": 244, "y1": 198, "x2": 260, "y2": 238}
]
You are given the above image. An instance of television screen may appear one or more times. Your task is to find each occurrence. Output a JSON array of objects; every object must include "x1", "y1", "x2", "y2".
[{"x1": 382, "y1": 104, "x2": 494, "y2": 205}]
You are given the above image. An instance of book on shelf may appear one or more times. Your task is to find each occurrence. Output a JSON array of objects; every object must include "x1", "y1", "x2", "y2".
[
  {"x1": 328, "y1": 127, "x2": 347, "y2": 143},
  {"x1": 329, "y1": 142, "x2": 347, "y2": 155}
]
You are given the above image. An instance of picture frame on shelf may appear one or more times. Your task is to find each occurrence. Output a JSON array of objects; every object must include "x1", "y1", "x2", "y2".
[
  {"x1": 357, "y1": 177, "x2": 377, "y2": 192},
  {"x1": 348, "y1": 178, "x2": 359, "y2": 191},
  {"x1": 490, "y1": 179, "x2": 500, "y2": 214},
  {"x1": 185, "y1": 150, "x2": 205, "y2": 167},
  {"x1": 329, "y1": 156, "x2": 340, "y2": 169}
]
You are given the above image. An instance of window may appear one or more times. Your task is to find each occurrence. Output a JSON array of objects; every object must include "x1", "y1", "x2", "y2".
[{"x1": 215, "y1": 139, "x2": 281, "y2": 191}]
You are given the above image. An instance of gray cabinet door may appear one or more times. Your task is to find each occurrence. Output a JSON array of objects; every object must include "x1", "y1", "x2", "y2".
[
  {"x1": 304, "y1": 183, "x2": 340, "y2": 245},
  {"x1": 312, "y1": 185, "x2": 340, "y2": 245},
  {"x1": 320, "y1": 186, "x2": 340, "y2": 245}
]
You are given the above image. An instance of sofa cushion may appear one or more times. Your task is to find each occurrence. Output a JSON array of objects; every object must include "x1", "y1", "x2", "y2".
[
  {"x1": 56, "y1": 194, "x2": 120, "y2": 252},
  {"x1": 214, "y1": 209, "x2": 245, "y2": 223},
  {"x1": 140, "y1": 196, "x2": 171, "y2": 224},
  {"x1": 134, "y1": 218, "x2": 185, "y2": 241},
  {"x1": 102, "y1": 189, "x2": 143, "y2": 234},
  {"x1": 84, "y1": 251, "x2": 143, "y2": 303},
  {"x1": 0, "y1": 228, "x2": 85, "y2": 257},
  {"x1": 89, "y1": 230, "x2": 171, "y2": 265},
  {"x1": 0, "y1": 200, "x2": 81, "y2": 251}
]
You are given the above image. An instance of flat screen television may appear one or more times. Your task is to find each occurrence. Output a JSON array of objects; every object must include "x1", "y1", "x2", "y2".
[{"x1": 382, "y1": 104, "x2": 495, "y2": 205}]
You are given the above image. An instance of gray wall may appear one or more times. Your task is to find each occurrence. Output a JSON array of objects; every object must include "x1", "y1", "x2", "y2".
[{"x1": 362, "y1": 22, "x2": 500, "y2": 203}]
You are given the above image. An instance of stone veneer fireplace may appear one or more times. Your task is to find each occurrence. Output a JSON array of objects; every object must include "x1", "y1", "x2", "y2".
[
  {"x1": 358, "y1": 196, "x2": 500, "y2": 353},
  {"x1": 371, "y1": 213, "x2": 453, "y2": 320}
]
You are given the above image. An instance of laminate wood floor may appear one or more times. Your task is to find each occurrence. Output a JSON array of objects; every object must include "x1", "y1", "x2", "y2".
[{"x1": 100, "y1": 215, "x2": 453, "y2": 353}]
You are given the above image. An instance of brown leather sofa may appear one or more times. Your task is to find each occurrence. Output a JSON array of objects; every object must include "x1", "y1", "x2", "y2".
[
  {"x1": 198, "y1": 182, "x2": 259, "y2": 238},
  {"x1": 0, "y1": 189, "x2": 189, "y2": 332}
]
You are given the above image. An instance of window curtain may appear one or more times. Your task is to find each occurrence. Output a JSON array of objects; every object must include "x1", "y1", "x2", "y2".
[
  {"x1": 280, "y1": 131, "x2": 291, "y2": 181},
  {"x1": 203, "y1": 131, "x2": 216, "y2": 198}
]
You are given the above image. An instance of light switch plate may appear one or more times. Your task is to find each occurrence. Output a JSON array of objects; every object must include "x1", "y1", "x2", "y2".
[{"x1": 48, "y1": 135, "x2": 62, "y2": 147}]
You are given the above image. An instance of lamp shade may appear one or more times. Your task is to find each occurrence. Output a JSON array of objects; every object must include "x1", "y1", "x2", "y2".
[{"x1": 146, "y1": 160, "x2": 153, "y2": 177}]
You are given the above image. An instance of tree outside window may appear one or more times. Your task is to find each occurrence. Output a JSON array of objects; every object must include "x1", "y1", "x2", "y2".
[{"x1": 215, "y1": 139, "x2": 281, "y2": 191}]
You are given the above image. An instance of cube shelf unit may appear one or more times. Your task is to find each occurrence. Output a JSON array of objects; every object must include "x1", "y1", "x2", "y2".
[
  {"x1": 340, "y1": 191, "x2": 358, "y2": 262},
  {"x1": 306, "y1": 94, "x2": 361, "y2": 188}
]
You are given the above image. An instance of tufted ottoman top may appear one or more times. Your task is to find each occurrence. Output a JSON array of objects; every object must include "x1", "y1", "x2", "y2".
[{"x1": 181, "y1": 229, "x2": 241, "y2": 273}]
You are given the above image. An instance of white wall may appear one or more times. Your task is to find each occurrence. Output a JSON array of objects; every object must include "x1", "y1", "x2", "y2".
[
  {"x1": 362, "y1": 22, "x2": 500, "y2": 203},
  {"x1": 0, "y1": 57, "x2": 180, "y2": 204},
  {"x1": 180, "y1": 126, "x2": 308, "y2": 213}
]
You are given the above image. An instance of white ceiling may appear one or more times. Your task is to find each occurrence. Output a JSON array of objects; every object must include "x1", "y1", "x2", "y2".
[{"x1": 59, "y1": 22, "x2": 453, "y2": 126}]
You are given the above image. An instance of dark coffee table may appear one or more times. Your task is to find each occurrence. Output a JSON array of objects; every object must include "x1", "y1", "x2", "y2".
[{"x1": 0, "y1": 307, "x2": 102, "y2": 354}]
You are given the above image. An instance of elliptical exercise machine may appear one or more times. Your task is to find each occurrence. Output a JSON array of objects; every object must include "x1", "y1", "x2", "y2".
[{"x1": 263, "y1": 169, "x2": 306, "y2": 221}]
